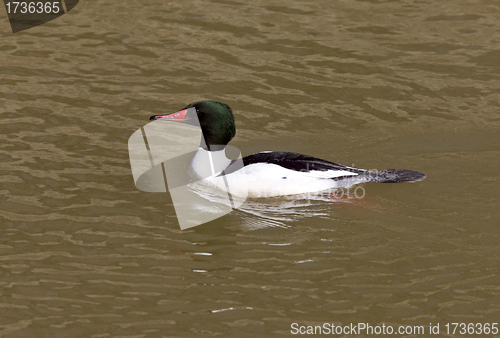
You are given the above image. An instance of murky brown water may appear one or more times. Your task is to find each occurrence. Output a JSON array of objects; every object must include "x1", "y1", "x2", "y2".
[{"x1": 1, "y1": 0, "x2": 499, "y2": 337}]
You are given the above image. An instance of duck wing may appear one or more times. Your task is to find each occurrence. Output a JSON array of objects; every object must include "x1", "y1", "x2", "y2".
[{"x1": 242, "y1": 151, "x2": 365, "y2": 174}]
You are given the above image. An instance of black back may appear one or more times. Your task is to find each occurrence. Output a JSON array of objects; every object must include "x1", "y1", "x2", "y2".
[{"x1": 239, "y1": 151, "x2": 366, "y2": 174}]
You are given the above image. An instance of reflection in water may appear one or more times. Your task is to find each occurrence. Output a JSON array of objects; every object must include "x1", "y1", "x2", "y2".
[
  {"x1": 190, "y1": 177, "x2": 362, "y2": 230},
  {"x1": 236, "y1": 192, "x2": 351, "y2": 229}
]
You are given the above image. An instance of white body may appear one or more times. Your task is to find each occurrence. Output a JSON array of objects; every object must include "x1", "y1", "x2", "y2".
[{"x1": 190, "y1": 148, "x2": 360, "y2": 198}]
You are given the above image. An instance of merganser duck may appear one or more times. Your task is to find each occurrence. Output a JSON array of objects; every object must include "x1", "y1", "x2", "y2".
[{"x1": 150, "y1": 101, "x2": 425, "y2": 198}]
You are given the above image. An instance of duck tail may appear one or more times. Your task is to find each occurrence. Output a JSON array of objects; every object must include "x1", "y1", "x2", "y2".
[{"x1": 370, "y1": 169, "x2": 426, "y2": 183}]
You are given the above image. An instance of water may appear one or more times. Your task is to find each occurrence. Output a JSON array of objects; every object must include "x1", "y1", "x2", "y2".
[{"x1": 0, "y1": 0, "x2": 499, "y2": 336}]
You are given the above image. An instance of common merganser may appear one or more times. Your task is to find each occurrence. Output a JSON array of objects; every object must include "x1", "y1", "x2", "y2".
[{"x1": 150, "y1": 101, "x2": 425, "y2": 198}]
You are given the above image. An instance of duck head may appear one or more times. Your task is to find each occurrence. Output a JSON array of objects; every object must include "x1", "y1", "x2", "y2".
[{"x1": 150, "y1": 100, "x2": 236, "y2": 151}]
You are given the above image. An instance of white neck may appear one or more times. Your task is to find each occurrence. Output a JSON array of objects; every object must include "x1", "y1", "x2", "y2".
[{"x1": 190, "y1": 147, "x2": 232, "y2": 178}]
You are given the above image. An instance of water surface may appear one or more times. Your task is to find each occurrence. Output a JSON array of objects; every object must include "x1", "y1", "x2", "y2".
[{"x1": 0, "y1": 0, "x2": 499, "y2": 336}]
